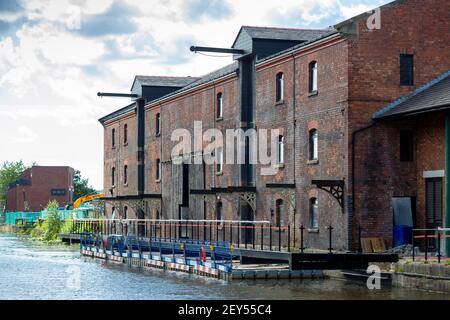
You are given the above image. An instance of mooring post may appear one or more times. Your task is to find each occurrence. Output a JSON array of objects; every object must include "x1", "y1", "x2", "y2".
[{"x1": 328, "y1": 225, "x2": 334, "y2": 253}]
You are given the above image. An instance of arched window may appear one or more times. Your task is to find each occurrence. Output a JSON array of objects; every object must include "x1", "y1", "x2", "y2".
[
  {"x1": 123, "y1": 165, "x2": 128, "y2": 185},
  {"x1": 111, "y1": 206, "x2": 116, "y2": 218},
  {"x1": 309, "y1": 61, "x2": 318, "y2": 93},
  {"x1": 156, "y1": 113, "x2": 161, "y2": 135},
  {"x1": 112, "y1": 128, "x2": 116, "y2": 148},
  {"x1": 216, "y1": 93, "x2": 223, "y2": 119},
  {"x1": 309, "y1": 129, "x2": 318, "y2": 161},
  {"x1": 111, "y1": 167, "x2": 116, "y2": 186},
  {"x1": 123, "y1": 124, "x2": 128, "y2": 144},
  {"x1": 275, "y1": 199, "x2": 284, "y2": 227},
  {"x1": 277, "y1": 135, "x2": 285, "y2": 164},
  {"x1": 276, "y1": 72, "x2": 284, "y2": 102},
  {"x1": 216, "y1": 201, "x2": 223, "y2": 226},
  {"x1": 309, "y1": 197, "x2": 318, "y2": 229},
  {"x1": 216, "y1": 147, "x2": 223, "y2": 174},
  {"x1": 123, "y1": 206, "x2": 128, "y2": 219},
  {"x1": 156, "y1": 159, "x2": 161, "y2": 181}
]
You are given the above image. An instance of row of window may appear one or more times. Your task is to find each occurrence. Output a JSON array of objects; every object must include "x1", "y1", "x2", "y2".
[
  {"x1": 273, "y1": 198, "x2": 318, "y2": 229},
  {"x1": 276, "y1": 61, "x2": 318, "y2": 102},
  {"x1": 111, "y1": 114, "x2": 161, "y2": 148},
  {"x1": 111, "y1": 129, "x2": 319, "y2": 186},
  {"x1": 274, "y1": 54, "x2": 414, "y2": 103},
  {"x1": 111, "y1": 160, "x2": 161, "y2": 187}
]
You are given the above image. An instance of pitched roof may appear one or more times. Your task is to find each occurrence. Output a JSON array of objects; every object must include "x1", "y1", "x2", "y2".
[
  {"x1": 232, "y1": 26, "x2": 332, "y2": 48},
  {"x1": 99, "y1": 102, "x2": 136, "y2": 124},
  {"x1": 373, "y1": 70, "x2": 450, "y2": 120},
  {"x1": 131, "y1": 76, "x2": 200, "y2": 91},
  {"x1": 145, "y1": 62, "x2": 239, "y2": 106}
]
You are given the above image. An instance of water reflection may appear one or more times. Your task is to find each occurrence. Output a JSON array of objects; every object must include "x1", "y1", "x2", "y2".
[{"x1": 0, "y1": 234, "x2": 447, "y2": 300}]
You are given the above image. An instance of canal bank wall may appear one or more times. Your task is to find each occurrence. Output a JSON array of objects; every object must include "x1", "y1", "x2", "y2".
[{"x1": 392, "y1": 261, "x2": 450, "y2": 293}]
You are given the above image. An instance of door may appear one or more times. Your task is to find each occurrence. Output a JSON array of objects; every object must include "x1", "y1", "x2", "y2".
[
  {"x1": 241, "y1": 203, "x2": 254, "y2": 245},
  {"x1": 425, "y1": 178, "x2": 443, "y2": 229},
  {"x1": 425, "y1": 178, "x2": 443, "y2": 250}
]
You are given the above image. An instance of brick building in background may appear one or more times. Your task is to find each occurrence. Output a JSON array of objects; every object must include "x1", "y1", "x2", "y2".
[
  {"x1": 6, "y1": 166, "x2": 74, "y2": 212},
  {"x1": 99, "y1": 0, "x2": 450, "y2": 251}
]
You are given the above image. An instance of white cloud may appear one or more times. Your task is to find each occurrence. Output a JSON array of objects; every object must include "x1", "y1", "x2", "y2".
[
  {"x1": 340, "y1": 3, "x2": 373, "y2": 19},
  {"x1": 13, "y1": 125, "x2": 38, "y2": 143},
  {"x1": 0, "y1": 0, "x2": 390, "y2": 189}
]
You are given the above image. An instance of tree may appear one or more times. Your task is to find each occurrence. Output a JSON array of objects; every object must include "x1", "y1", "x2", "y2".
[
  {"x1": 0, "y1": 160, "x2": 29, "y2": 201},
  {"x1": 73, "y1": 169, "x2": 96, "y2": 201}
]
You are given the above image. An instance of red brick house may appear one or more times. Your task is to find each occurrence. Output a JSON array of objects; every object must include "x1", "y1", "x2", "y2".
[
  {"x1": 99, "y1": 0, "x2": 450, "y2": 251},
  {"x1": 6, "y1": 166, "x2": 74, "y2": 212}
]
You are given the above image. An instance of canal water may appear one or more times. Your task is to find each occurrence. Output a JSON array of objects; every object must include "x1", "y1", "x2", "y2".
[{"x1": 0, "y1": 234, "x2": 447, "y2": 300}]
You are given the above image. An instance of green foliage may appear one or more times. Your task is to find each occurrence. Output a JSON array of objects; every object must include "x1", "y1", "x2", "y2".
[
  {"x1": 73, "y1": 169, "x2": 96, "y2": 201},
  {"x1": 60, "y1": 218, "x2": 75, "y2": 234},
  {"x1": 0, "y1": 160, "x2": 30, "y2": 201},
  {"x1": 31, "y1": 200, "x2": 63, "y2": 242}
]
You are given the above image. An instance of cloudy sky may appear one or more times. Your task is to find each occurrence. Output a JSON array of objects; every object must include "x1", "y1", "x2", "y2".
[{"x1": 0, "y1": 0, "x2": 391, "y2": 190}]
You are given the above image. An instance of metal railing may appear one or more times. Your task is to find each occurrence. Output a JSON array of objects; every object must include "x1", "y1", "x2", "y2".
[
  {"x1": 412, "y1": 228, "x2": 450, "y2": 263},
  {"x1": 70, "y1": 219, "x2": 348, "y2": 254}
]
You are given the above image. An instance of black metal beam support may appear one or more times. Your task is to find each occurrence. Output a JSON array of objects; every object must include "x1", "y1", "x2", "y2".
[
  {"x1": 97, "y1": 92, "x2": 139, "y2": 98},
  {"x1": 190, "y1": 46, "x2": 245, "y2": 55},
  {"x1": 312, "y1": 180, "x2": 345, "y2": 211}
]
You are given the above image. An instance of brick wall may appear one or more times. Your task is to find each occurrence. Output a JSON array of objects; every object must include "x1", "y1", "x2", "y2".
[{"x1": 6, "y1": 166, "x2": 74, "y2": 212}]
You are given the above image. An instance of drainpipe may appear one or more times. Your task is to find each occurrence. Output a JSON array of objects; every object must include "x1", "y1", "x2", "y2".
[
  {"x1": 136, "y1": 98, "x2": 145, "y2": 196},
  {"x1": 445, "y1": 113, "x2": 450, "y2": 256},
  {"x1": 291, "y1": 52, "x2": 297, "y2": 247},
  {"x1": 351, "y1": 121, "x2": 376, "y2": 250}
]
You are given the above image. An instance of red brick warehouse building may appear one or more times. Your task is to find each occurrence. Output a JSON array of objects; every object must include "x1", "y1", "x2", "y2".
[
  {"x1": 99, "y1": 0, "x2": 450, "y2": 251},
  {"x1": 6, "y1": 166, "x2": 75, "y2": 212}
]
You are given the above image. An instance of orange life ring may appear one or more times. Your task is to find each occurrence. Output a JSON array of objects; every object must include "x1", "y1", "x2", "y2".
[{"x1": 200, "y1": 246, "x2": 206, "y2": 263}]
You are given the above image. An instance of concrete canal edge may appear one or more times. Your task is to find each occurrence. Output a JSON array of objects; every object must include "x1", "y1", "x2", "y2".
[
  {"x1": 391, "y1": 261, "x2": 450, "y2": 293},
  {"x1": 325, "y1": 261, "x2": 450, "y2": 293}
]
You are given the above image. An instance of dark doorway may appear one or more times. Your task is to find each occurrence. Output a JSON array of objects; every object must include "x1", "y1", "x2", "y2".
[
  {"x1": 137, "y1": 208, "x2": 145, "y2": 238},
  {"x1": 241, "y1": 203, "x2": 254, "y2": 245}
]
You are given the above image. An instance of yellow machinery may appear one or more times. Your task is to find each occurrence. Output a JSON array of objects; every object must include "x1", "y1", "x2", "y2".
[{"x1": 73, "y1": 194, "x2": 104, "y2": 209}]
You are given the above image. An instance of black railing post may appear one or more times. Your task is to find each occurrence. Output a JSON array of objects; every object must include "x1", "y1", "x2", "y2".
[
  {"x1": 358, "y1": 226, "x2": 362, "y2": 253},
  {"x1": 169, "y1": 222, "x2": 172, "y2": 242},
  {"x1": 300, "y1": 225, "x2": 305, "y2": 253},
  {"x1": 328, "y1": 225, "x2": 334, "y2": 253},
  {"x1": 261, "y1": 224, "x2": 264, "y2": 250},
  {"x1": 238, "y1": 223, "x2": 241, "y2": 248},
  {"x1": 424, "y1": 232, "x2": 428, "y2": 262},
  {"x1": 269, "y1": 224, "x2": 272, "y2": 251},
  {"x1": 216, "y1": 223, "x2": 219, "y2": 243},
  {"x1": 209, "y1": 222, "x2": 212, "y2": 242},
  {"x1": 222, "y1": 223, "x2": 225, "y2": 242},
  {"x1": 288, "y1": 225, "x2": 291, "y2": 252},
  {"x1": 437, "y1": 231, "x2": 442, "y2": 264},
  {"x1": 245, "y1": 224, "x2": 248, "y2": 249},
  {"x1": 230, "y1": 223, "x2": 233, "y2": 244},
  {"x1": 253, "y1": 225, "x2": 256, "y2": 249},
  {"x1": 412, "y1": 229, "x2": 415, "y2": 262},
  {"x1": 278, "y1": 226, "x2": 281, "y2": 252},
  {"x1": 191, "y1": 221, "x2": 194, "y2": 240}
]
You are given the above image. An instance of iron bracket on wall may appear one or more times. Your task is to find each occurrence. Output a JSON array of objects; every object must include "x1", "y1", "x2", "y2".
[{"x1": 312, "y1": 180, "x2": 345, "y2": 212}]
